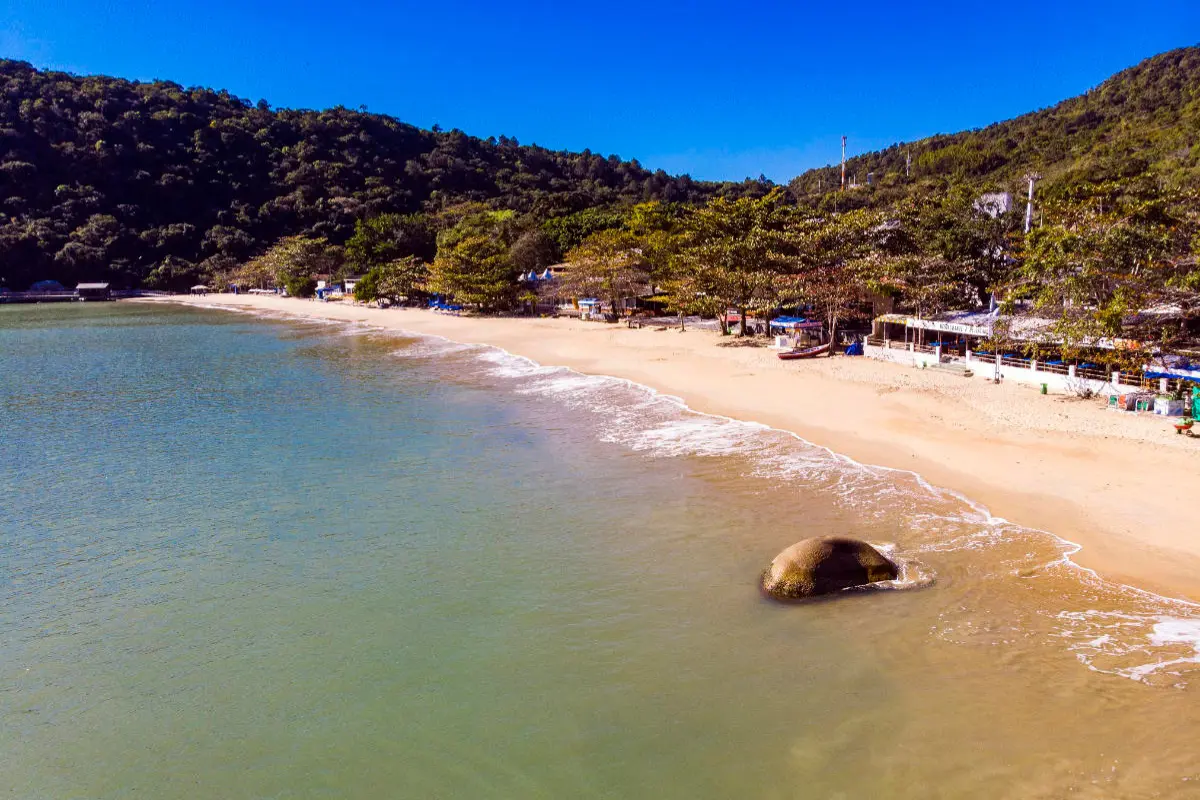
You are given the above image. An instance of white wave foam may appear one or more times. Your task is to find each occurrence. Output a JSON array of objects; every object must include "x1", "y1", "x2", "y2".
[
  {"x1": 474, "y1": 349, "x2": 557, "y2": 379},
  {"x1": 621, "y1": 417, "x2": 768, "y2": 458},
  {"x1": 190, "y1": 303, "x2": 259, "y2": 314},
  {"x1": 1057, "y1": 611, "x2": 1200, "y2": 685},
  {"x1": 392, "y1": 339, "x2": 479, "y2": 359},
  {"x1": 866, "y1": 543, "x2": 936, "y2": 591}
]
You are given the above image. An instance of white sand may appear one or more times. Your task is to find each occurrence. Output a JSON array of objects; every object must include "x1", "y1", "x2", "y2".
[{"x1": 156, "y1": 294, "x2": 1200, "y2": 601}]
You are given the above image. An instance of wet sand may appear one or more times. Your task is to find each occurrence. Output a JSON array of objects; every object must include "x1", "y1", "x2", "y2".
[{"x1": 157, "y1": 294, "x2": 1200, "y2": 602}]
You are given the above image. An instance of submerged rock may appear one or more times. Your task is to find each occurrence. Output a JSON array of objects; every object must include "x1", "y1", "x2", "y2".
[{"x1": 761, "y1": 536, "x2": 898, "y2": 599}]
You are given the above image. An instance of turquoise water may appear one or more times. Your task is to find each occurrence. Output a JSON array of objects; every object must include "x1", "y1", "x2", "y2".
[{"x1": 4, "y1": 302, "x2": 1200, "y2": 798}]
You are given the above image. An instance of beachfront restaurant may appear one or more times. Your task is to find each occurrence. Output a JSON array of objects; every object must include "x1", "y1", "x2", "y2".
[
  {"x1": 870, "y1": 311, "x2": 1002, "y2": 356},
  {"x1": 866, "y1": 310, "x2": 1157, "y2": 394}
]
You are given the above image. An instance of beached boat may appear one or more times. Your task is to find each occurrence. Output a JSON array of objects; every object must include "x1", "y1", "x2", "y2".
[{"x1": 777, "y1": 342, "x2": 830, "y2": 360}]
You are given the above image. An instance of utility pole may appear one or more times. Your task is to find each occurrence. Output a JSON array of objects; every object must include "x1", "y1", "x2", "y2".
[
  {"x1": 990, "y1": 172, "x2": 1041, "y2": 382},
  {"x1": 840, "y1": 136, "x2": 849, "y2": 190},
  {"x1": 1023, "y1": 173, "x2": 1041, "y2": 234}
]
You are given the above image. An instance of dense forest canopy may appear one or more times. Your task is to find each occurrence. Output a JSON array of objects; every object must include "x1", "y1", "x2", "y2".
[{"x1": 0, "y1": 59, "x2": 770, "y2": 289}]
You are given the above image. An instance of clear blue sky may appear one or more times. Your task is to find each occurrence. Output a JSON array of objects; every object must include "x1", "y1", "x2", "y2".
[{"x1": 2, "y1": 0, "x2": 1197, "y2": 182}]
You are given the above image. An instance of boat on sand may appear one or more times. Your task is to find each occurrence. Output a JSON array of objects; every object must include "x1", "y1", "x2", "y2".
[{"x1": 777, "y1": 342, "x2": 830, "y2": 360}]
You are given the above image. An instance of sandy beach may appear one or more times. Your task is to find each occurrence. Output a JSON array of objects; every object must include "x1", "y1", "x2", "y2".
[{"x1": 158, "y1": 294, "x2": 1200, "y2": 602}]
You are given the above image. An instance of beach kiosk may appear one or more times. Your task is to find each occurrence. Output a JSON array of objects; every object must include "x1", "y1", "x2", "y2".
[
  {"x1": 579, "y1": 298, "x2": 603, "y2": 321},
  {"x1": 769, "y1": 316, "x2": 824, "y2": 349}
]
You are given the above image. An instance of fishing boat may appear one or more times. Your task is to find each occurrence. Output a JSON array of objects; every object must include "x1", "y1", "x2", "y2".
[{"x1": 777, "y1": 342, "x2": 830, "y2": 360}]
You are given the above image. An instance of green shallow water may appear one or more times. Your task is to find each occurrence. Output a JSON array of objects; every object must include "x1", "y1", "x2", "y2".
[{"x1": 3, "y1": 302, "x2": 1200, "y2": 799}]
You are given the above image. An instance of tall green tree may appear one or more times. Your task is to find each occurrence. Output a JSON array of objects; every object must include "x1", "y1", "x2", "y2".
[
  {"x1": 354, "y1": 256, "x2": 429, "y2": 304},
  {"x1": 891, "y1": 189, "x2": 1022, "y2": 308},
  {"x1": 1014, "y1": 182, "x2": 1196, "y2": 362},
  {"x1": 233, "y1": 235, "x2": 342, "y2": 296},
  {"x1": 509, "y1": 228, "x2": 560, "y2": 274},
  {"x1": 344, "y1": 213, "x2": 436, "y2": 274},
  {"x1": 428, "y1": 210, "x2": 520, "y2": 309},
  {"x1": 626, "y1": 201, "x2": 686, "y2": 282},
  {"x1": 784, "y1": 209, "x2": 881, "y2": 349},
  {"x1": 670, "y1": 191, "x2": 792, "y2": 335},
  {"x1": 555, "y1": 229, "x2": 649, "y2": 318}
]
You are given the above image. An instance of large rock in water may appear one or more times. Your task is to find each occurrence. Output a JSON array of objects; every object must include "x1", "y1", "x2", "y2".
[{"x1": 761, "y1": 536, "x2": 898, "y2": 599}]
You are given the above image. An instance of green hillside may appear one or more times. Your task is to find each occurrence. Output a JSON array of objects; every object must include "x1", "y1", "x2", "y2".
[
  {"x1": 2, "y1": 46, "x2": 1198, "y2": 292},
  {"x1": 0, "y1": 60, "x2": 769, "y2": 289},
  {"x1": 789, "y1": 45, "x2": 1200, "y2": 204}
]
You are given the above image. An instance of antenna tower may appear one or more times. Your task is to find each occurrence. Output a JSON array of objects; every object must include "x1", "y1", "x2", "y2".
[
  {"x1": 1023, "y1": 173, "x2": 1041, "y2": 234},
  {"x1": 840, "y1": 136, "x2": 847, "y2": 190}
]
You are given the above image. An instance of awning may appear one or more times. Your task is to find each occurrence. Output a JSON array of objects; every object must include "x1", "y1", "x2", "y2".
[
  {"x1": 904, "y1": 317, "x2": 991, "y2": 336},
  {"x1": 771, "y1": 316, "x2": 823, "y2": 329},
  {"x1": 1144, "y1": 371, "x2": 1200, "y2": 382}
]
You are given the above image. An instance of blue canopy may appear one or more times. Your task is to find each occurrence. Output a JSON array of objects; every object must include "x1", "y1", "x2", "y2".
[
  {"x1": 771, "y1": 316, "x2": 822, "y2": 329},
  {"x1": 1145, "y1": 371, "x2": 1200, "y2": 382}
]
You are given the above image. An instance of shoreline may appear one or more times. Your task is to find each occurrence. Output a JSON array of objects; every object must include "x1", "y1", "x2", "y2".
[{"x1": 150, "y1": 294, "x2": 1200, "y2": 602}]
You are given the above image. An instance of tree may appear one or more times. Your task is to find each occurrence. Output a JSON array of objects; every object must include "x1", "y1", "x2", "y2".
[
  {"x1": 233, "y1": 235, "x2": 342, "y2": 295},
  {"x1": 891, "y1": 188, "x2": 1022, "y2": 309},
  {"x1": 670, "y1": 191, "x2": 792, "y2": 335},
  {"x1": 541, "y1": 207, "x2": 628, "y2": 254},
  {"x1": 1013, "y1": 182, "x2": 1196, "y2": 364},
  {"x1": 282, "y1": 272, "x2": 318, "y2": 298},
  {"x1": 345, "y1": 213, "x2": 436, "y2": 274},
  {"x1": 428, "y1": 211, "x2": 520, "y2": 309},
  {"x1": 626, "y1": 201, "x2": 686, "y2": 282},
  {"x1": 143, "y1": 255, "x2": 201, "y2": 291},
  {"x1": 556, "y1": 229, "x2": 648, "y2": 319},
  {"x1": 354, "y1": 256, "x2": 429, "y2": 304},
  {"x1": 509, "y1": 228, "x2": 559, "y2": 274},
  {"x1": 869, "y1": 250, "x2": 974, "y2": 323},
  {"x1": 784, "y1": 209, "x2": 881, "y2": 350}
]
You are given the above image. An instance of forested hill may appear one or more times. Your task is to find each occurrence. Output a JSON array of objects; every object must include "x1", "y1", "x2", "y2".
[
  {"x1": 790, "y1": 45, "x2": 1200, "y2": 204},
  {"x1": 0, "y1": 60, "x2": 770, "y2": 289}
]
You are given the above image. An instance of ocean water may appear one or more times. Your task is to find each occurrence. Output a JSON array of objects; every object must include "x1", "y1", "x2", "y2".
[{"x1": 3, "y1": 302, "x2": 1200, "y2": 799}]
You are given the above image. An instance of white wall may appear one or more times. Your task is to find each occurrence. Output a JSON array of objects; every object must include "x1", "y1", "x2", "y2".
[{"x1": 864, "y1": 343, "x2": 1117, "y2": 396}]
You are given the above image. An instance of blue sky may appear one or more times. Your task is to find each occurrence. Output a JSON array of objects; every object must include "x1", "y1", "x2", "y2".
[{"x1": 2, "y1": 1, "x2": 1197, "y2": 182}]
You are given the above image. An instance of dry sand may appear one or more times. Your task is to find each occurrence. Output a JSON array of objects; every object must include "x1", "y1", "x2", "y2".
[{"x1": 158, "y1": 294, "x2": 1200, "y2": 601}]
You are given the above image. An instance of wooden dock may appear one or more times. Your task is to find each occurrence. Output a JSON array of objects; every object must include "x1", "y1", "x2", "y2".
[
  {"x1": 0, "y1": 289, "x2": 165, "y2": 304},
  {"x1": 0, "y1": 291, "x2": 81, "y2": 304}
]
